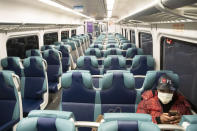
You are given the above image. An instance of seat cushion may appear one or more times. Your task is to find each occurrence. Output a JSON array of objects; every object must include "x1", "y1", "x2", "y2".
[{"x1": 22, "y1": 99, "x2": 43, "y2": 116}]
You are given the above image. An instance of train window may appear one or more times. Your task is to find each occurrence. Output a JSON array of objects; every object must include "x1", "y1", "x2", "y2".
[
  {"x1": 71, "y1": 29, "x2": 76, "y2": 37},
  {"x1": 139, "y1": 32, "x2": 153, "y2": 55},
  {"x1": 161, "y1": 37, "x2": 197, "y2": 110},
  {"x1": 130, "y1": 30, "x2": 135, "y2": 44},
  {"x1": 61, "y1": 31, "x2": 69, "y2": 40},
  {"x1": 44, "y1": 32, "x2": 58, "y2": 45},
  {"x1": 6, "y1": 35, "x2": 39, "y2": 59}
]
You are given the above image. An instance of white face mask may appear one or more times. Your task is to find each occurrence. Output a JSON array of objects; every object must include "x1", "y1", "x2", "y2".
[{"x1": 158, "y1": 91, "x2": 173, "y2": 104}]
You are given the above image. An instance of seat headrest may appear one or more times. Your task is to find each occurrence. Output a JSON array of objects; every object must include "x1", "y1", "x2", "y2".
[
  {"x1": 122, "y1": 43, "x2": 136, "y2": 50},
  {"x1": 104, "y1": 48, "x2": 122, "y2": 57},
  {"x1": 23, "y1": 56, "x2": 46, "y2": 77},
  {"x1": 43, "y1": 49, "x2": 61, "y2": 65},
  {"x1": 55, "y1": 45, "x2": 69, "y2": 57},
  {"x1": 1, "y1": 57, "x2": 22, "y2": 68},
  {"x1": 102, "y1": 72, "x2": 135, "y2": 90},
  {"x1": 61, "y1": 71, "x2": 93, "y2": 89},
  {"x1": 98, "y1": 120, "x2": 160, "y2": 131},
  {"x1": 142, "y1": 70, "x2": 179, "y2": 91},
  {"x1": 26, "y1": 49, "x2": 42, "y2": 57},
  {"x1": 126, "y1": 48, "x2": 143, "y2": 58},
  {"x1": 41, "y1": 45, "x2": 53, "y2": 51},
  {"x1": 85, "y1": 48, "x2": 102, "y2": 58},
  {"x1": 132, "y1": 55, "x2": 155, "y2": 68},
  {"x1": 90, "y1": 44, "x2": 103, "y2": 50},
  {"x1": 28, "y1": 110, "x2": 75, "y2": 120},
  {"x1": 53, "y1": 41, "x2": 63, "y2": 46},
  {"x1": 104, "y1": 55, "x2": 126, "y2": 68},
  {"x1": 65, "y1": 41, "x2": 76, "y2": 50},
  {"x1": 77, "y1": 56, "x2": 98, "y2": 68}
]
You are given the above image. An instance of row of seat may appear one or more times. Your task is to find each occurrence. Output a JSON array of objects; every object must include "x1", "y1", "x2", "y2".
[
  {"x1": 60, "y1": 70, "x2": 179, "y2": 122},
  {"x1": 0, "y1": 69, "x2": 195, "y2": 131},
  {"x1": 16, "y1": 110, "x2": 161, "y2": 131}
]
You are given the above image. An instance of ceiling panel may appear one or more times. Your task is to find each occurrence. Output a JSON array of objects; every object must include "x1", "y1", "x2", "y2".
[{"x1": 56, "y1": 0, "x2": 107, "y2": 19}]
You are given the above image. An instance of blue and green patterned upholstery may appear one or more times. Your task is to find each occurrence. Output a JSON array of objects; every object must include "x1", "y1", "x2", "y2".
[
  {"x1": 120, "y1": 39, "x2": 130, "y2": 44},
  {"x1": 104, "y1": 48, "x2": 122, "y2": 57},
  {"x1": 65, "y1": 41, "x2": 77, "y2": 50},
  {"x1": 126, "y1": 48, "x2": 143, "y2": 58},
  {"x1": 1, "y1": 57, "x2": 23, "y2": 77},
  {"x1": 26, "y1": 49, "x2": 42, "y2": 57},
  {"x1": 53, "y1": 41, "x2": 63, "y2": 46},
  {"x1": 104, "y1": 55, "x2": 126, "y2": 72},
  {"x1": 61, "y1": 71, "x2": 97, "y2": 121},
  {"x1": 142, "y1": 70, "x2": 179, "y2": 91},
  {"x1": 21, "y1": 56, "x2": 47, "y2": 116},
  {"x1": 180, "y1": 115, "x2": 197, "y2": 131},
  {"x1": 85, "y1": 48, "x2": 103, "y2": 58},
  {"x1": 100, "y1": 72, "x2": 140, "y2": 113},
  {"x1": 16, "y1": 110, "x2": 75, "y2": 131},
  {"x1": 42, "y1": 49, "x2": 62, "y2": 93},
  {"x1": 121, "y1": 43, "x2": 136, "y2": 50},
  {"x1": 55, "y1": 45, "x2": 70, "y2": 73},
  {"x1": 41, "y1": 45, "x2": 53, "y2": 51},
  {"x1": 0, "y1": 70, "x2": 21, "y2": 131},
  {"x1": 98, "y1": 120, "x2": 160, "y2": 131},
  {"x1": 106, "y1": 44, "x2": 119, "y2": 49},
  {"x1": 90, "y1": 44, "x2": 103, "y2": 50},
  {"x1": 130, "y1": 55, "x2": 155, "y2": 75},
  {"x1": 103, "y1": 113, "x2": 152, "y2": 122},
  {"x1": 77, "y1": 56, "x2": 102, "y2": 75}
]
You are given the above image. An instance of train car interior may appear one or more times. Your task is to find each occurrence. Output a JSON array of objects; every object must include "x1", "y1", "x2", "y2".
[{"x1": 0, "y1": 0, "x2": 197, "y2": 131}]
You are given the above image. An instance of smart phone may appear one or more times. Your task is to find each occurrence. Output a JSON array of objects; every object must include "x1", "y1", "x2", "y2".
[{"x1": 169, "y1": 110, "x2": 178, "y2": 116}]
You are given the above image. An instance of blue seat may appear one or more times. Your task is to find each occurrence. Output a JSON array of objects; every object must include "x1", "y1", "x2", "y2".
[
  {"x1": 41, "y1": 45, "x2": 53, "y2": 51},
  {"x1": 130, "y1": 55, "x2": 155, "y2": 75},
  {"x1": 121, "y1": 43, "x2": 136, "y2": 50},
  {"x1": 103, "y1": 56, "x2": 126, "y2": 72},
  {"x1": 1, "y1": 57, "x2": 23, "y2": 77},
  {"x1": 42, "y1": 49, "x2": 62, "y2": 93},
  {"x1": 98, "y1": 120, "x2": 160, "y2": 131},
  {"x1": 65, "y1": 41, "x2": 79, "y2": 63},
  {"x1": 100, "y1": 72, "x2": 140, "y2": 114},
  {"x1": 26, "y1": 49, "x2": 42, "y2": 57},
  {"x1": 61, "y1": 71, "x2": 97, "y2": 121},
  {"x1": 89, "y1": 44, "x2": 103, "y2": 50},
  {"x1": 104, "y1": 48, "x2": 122, "y2": 57},
  {"x1": 180, "y1": 115, "x2": 197, "y2": 131},
  {"x1": 21, "y1": 57, "x2": 48, "y2": 116},
  {"x1": 106, "y1": 44, "x2": 119, "y2": 49},
  {"x1": 55, "y1": 45, "x2": 70, "y2": 73},
  {"x1": 16, "y1": 110, "x2": 75, "y2": 131},
  {"x1": 142, "y1": 70, "x2": 179, "y2": 91},
  {"x1": 77, "y1": 56, "x2": 103, "y2": 75},
  {"x1": 85, "y1": 48, "x2": 103, "y2": 58},
  {"x1": 126, "y1": 48, "x2": 143, "y2": 58},
  {"x1": 0, "y1": 71, "x2": 22, "y2": 131}
]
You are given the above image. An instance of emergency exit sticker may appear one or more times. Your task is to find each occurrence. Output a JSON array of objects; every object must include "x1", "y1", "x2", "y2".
[{"x1": 172, "y1": 24, "x2": 184, "y2": 32}]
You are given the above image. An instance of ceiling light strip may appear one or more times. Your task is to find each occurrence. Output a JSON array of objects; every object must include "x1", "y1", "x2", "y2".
[{"x1": 38, "y1": 0, "x2": 92, "y2": 19}]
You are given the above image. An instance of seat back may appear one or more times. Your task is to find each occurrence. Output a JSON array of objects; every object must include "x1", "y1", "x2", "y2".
[
  {"x1": 142, "y1": 70, "x2": 179, "y2": 91},
  {"x1": 100, "y1": 72, "x2": 139, "y2": 113},
  {"x1": 42, "y1": 49, "x2": 62, "y2": 92},
  {"x1": 61, "y1": 71, "x2": 96, "y2": 121},
  {"x1": 126, "y1": 48, "x2": 143, "y2": 58},
  {"x1": 55, "y1": 45, "x2": 70, "y2": 73},
  {"x1": 26, "y1": 49, "x2": 42, "y2": 57},
  {"x1": 65, "y1": 41, "x2": 79, "y2": 63},
  {"x1": 21, "y1": 56, "x2": 47, "y2": 100},
  {"x1": 16, "y1": 110, "x2": 75, "y2": 131},
  {"x1": 104, "y1": 48, "x2": 122, "y2": 57},
  {"x1": 89, "y1": 44, "x2": 103, "y2": 50},
  {"x1": 85, "y1": 48, "x2": 103, "y2": 58},
  {"x1": 1, "y1": 57, "x2": 23, "y2": 77},
  {"x1": 77, "y1": 56, "x2": 101, "y2": 75},
  {"x1": 121, "y1": 43, "x2": 136, "y2": 50},
  {"x1": 130, "y1": 55, "x2": 155, "y2": 75},
  {"x1": 40, "y1": 45, "x2": 53, "y2": 51},
  {"x1": 106, "y1": 44, "x2": 119, "y2": 49},
  {"x1": 0, "y1": 70, "x2": 22, "y2": 131},
  {"x1": 98, "y1": 120, "x2": 160, "y2": 131},
  {"x1": 104, "y1": 56, "x2": 126, "y2": 72}
]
